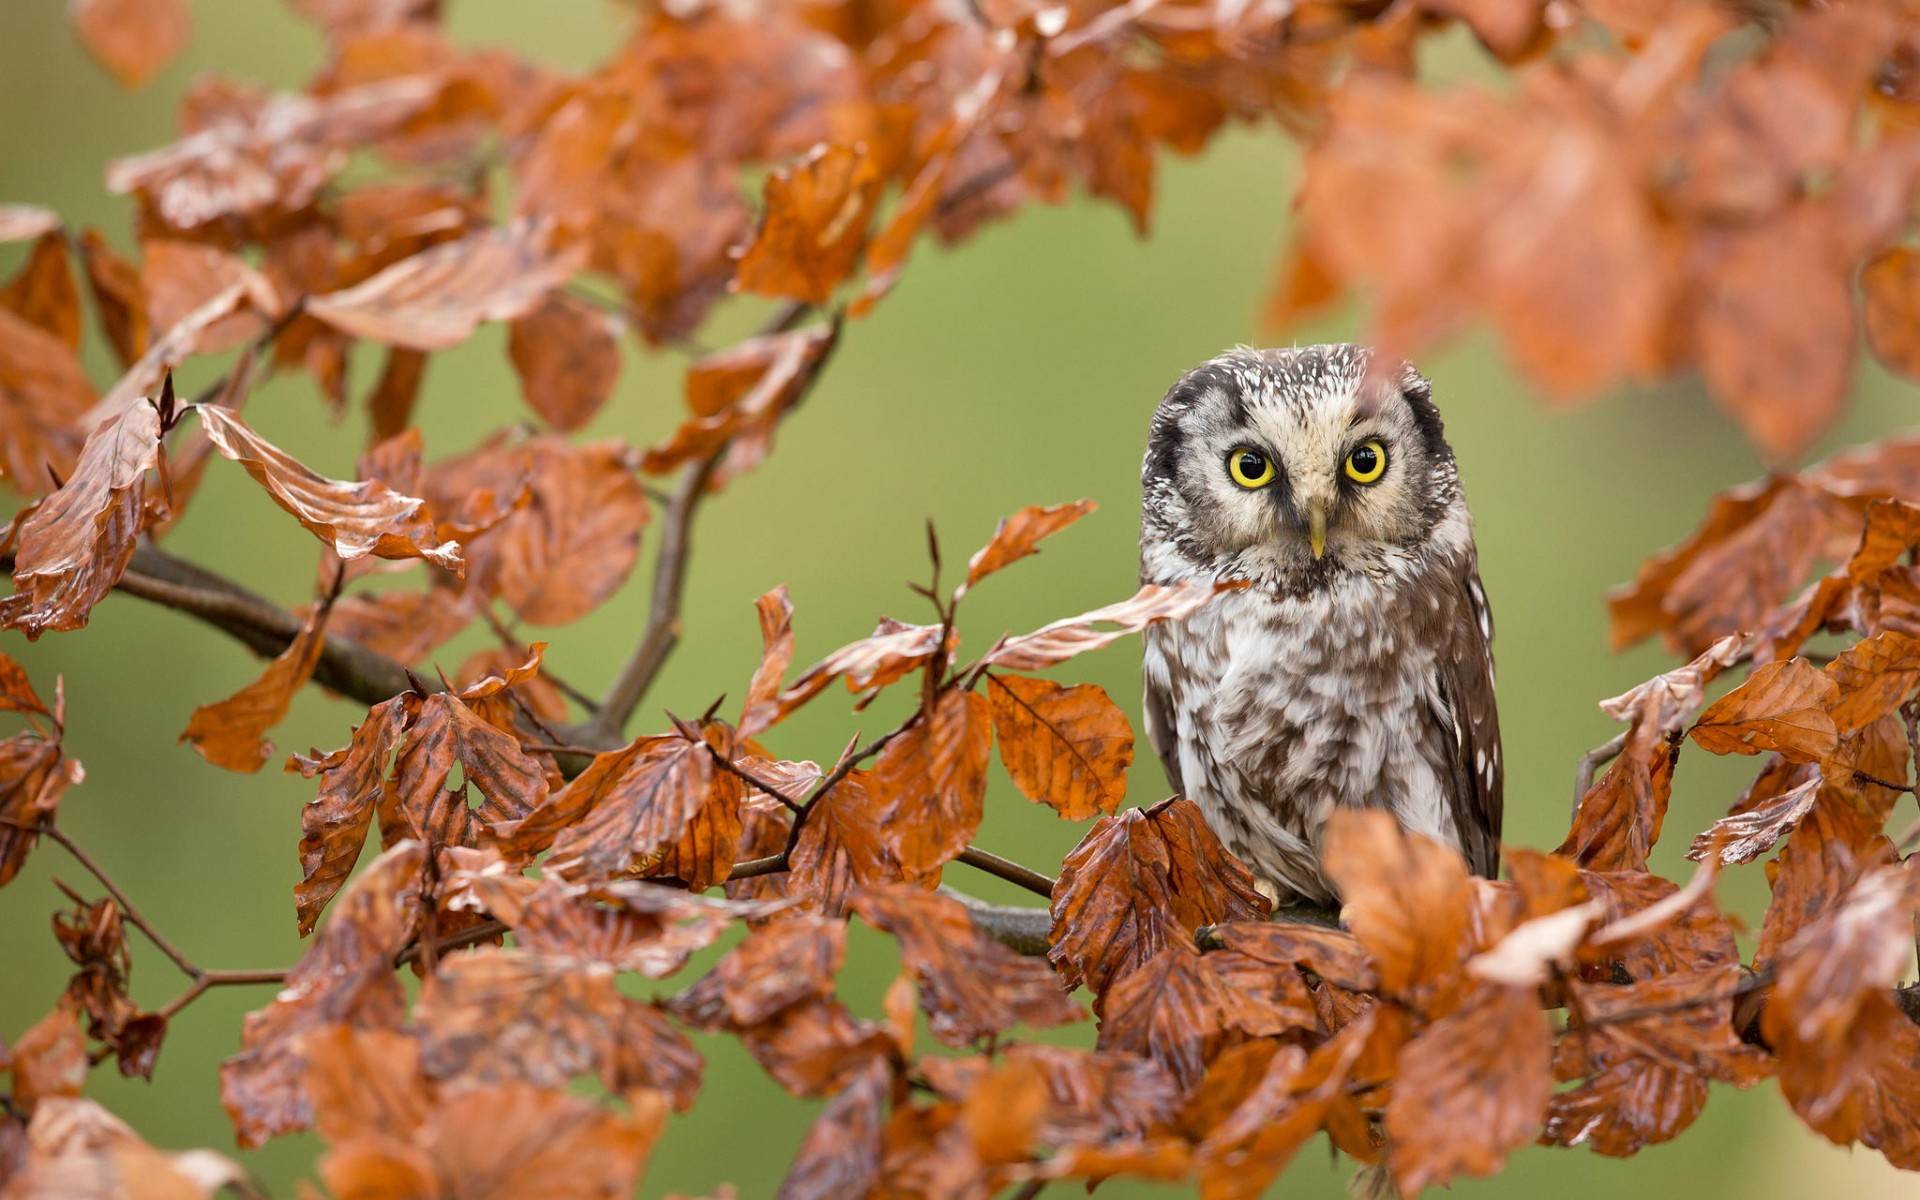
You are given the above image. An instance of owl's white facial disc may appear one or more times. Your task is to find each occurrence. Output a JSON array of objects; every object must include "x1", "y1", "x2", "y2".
[{"x1": 1140, "y1": 344, "x2": 1464, "y2": 588}]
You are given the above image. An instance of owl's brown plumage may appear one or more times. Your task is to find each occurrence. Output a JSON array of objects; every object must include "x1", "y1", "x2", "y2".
[{"x1": 1139, "y1": 345, "x2": 1501, "y2": 904}]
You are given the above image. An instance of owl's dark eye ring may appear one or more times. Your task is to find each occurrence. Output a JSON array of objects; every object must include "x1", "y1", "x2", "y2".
[
  {"x1": 1344, "y1": 439, "x2": 1387, "y2": 485},
  {"x1": 1227, "y1": 447, "x2": 1276, "y2": 489}
]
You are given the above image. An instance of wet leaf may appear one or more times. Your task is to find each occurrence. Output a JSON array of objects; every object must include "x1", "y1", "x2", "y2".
[{"x1": 986, "y1": 672, "x2": 1132, "y2": 820}]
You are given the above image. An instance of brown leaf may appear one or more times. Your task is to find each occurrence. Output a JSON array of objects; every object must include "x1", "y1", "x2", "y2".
[
  {"x1": 1864, "y1": 245, "x2": 1920, "y2": 381},
  {"x1": 1580, "y1": 869, "x2": 1741, "y2": 981},
  {"x1": 87, "y1": 282, "x2": 252, "y2": 428},
  {"x1": 515, "y1": 735, "x2": 715, "y2": 881},
  {"x1": 737, "y1": 144, "x2": 884, "y2": 305},
  {"x1": 986, "y1": 672, "x2": 1133, "y2": 819},
  {"x1": 220, "y1": 841, "x2": 422, "y2": 1146},
  {"x1": 416, "y1": 947, "x2": 701, "y2": 1107},
  {"x1": 0, "y1": 232, "x2": 82, "y2": 350},
  {"x1": 0, "y1": 306, "x2": 94, "y2": 496},
  {"x1": 986, "y1": 581, "x2": 1243, "y2": 670},
  {"x1": 0, "y1": 206, "x2": 61, "y2": 243},
  {"x1": 307, "y1": 219, "x2": 584, "y2": 350},
  {"x1": 388, "y1": 692, "x2": 548, "y2": 850},
  {"x1": 6, "y1": 1096, "x2": 252, "y2": 1197},
  {"x1": 956, "y1": 499, "x2": 1098, "y2": 597},
  {"x1": 1688, "y1": 773, "x2": 1821, "y2": 866},
  {"x1": 771, "y1": 617, "x2": 947, "y2": 722},
  {"x1": 289, "y1": 696, "x2": 413, "y2": 934},
  {"x1": 181, "y1": 579, "x2": 335, "y2": 773},
  {"x1": 486, "y1": 438, "x2": 648, "y2": 626},
  {"x1": 870, "y1": 688, "x2": 992, "y2": 874},
  {"x1": 0, "y1": 725, "x2": 85, "y2": 889},
  {"x1": 739, "y1": 586, "x2": 795, "y2": 737},
  {"x1": 1772, "y1": 988, "x2": 1920, "y2": 1169},
  {"x1": 668, "y1": 915, "x2": 845, "y2": 1030},
  {"x1": 1688, "y1": 658, "x2": 1839, "y2": 763},
  {"x1": 70, "y1": 0, "x2": 189, "y2": 88},
  {"x1": 775, "y1": 1057, "x2": 891, "y2": 1200},
  {"x1": 740, "y1": 996, "x2": 899, "y2": 1098},
  {"x1": 1093, "y1": 936, "x2": 1282, "y2": 1091},
  {"x1": 327, "y1": 586, "x2": 474, "y2": 665},
  {"x1": 1205, "y1": 921, "x2": 1379, "y2": 992},
  {"x1": 140, "y1": 239, "x2": 281, "y2": 355},
  {"x1": 850, "y1": 885, "x2": 1082, "y2": 1047},
  {"x1": 196, "y1": 404, "x2": 464, "y2": 573},
  {"x1": 76, "y1": 229, "x2": 147, "y2": 368},
  {"x1": 1824, "y1": 631, "x2": 1920, "y2": 733},
  {"x1": 1049, "y1": 797, "x2": 1269, "y2": 994},
  {"x1": 0, "y1": 399, "x2": 161, "y2": 638},
  {"x1": 0, "y1": 649, "x2": 50, "y2": 715},
  {"x1": 1543, "y1": 966, "x2": 1771, "y2": 1157},
  {"x1": 9, "y1": 1007, "x2": 87, "y2": 1113},
  {"x1": 787, "y1": 772, "x2": 910, "y2": 917},
  {"x1": 1765, "y1": 857, "x2": 1920, "y2": 1053},
  {"x1": 643, "y1": 325, "x2": 837, "y2": 485},
  {"x1": 1385, "y1": 982, "x2": 1550, "y2": 1192},
  {"x1": 1322, "y1": 808, "x2": 1472, "y2": 1007},
  {"x1": 506, "y1": 292, "x2": 621, "y2": 432}
]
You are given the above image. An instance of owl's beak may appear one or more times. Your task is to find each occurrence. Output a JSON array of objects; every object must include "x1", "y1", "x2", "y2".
[{"x1": 1307, "y1": 499, "x2": 1328, "y2": 560}]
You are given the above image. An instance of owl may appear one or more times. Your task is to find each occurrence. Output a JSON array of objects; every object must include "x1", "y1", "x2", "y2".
[{"x1": 1139, "y1": 345, "x2": 1501, "y2": 905}]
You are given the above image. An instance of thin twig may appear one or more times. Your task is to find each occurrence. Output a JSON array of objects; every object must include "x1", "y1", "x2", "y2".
[
  {"x1": 592, "y1": 449, "x2": 726, "y2": 739},
  {"x1": 1572, "y1": 730, "x2": 1627, "y2": 816},
  {"x1": 955, "y1": 846, "x2": 1055, "y2": 898},
  {"x1": 41, "y1": 824, "x2": 198, "y2": 977}
]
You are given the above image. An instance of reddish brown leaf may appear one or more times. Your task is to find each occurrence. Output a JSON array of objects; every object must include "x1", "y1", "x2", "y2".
[
  {"x1": 9, "y1": 1007, "x2": 87, "y2": 1112},
  {"x1": 1864, "y1": 245, "x2": 1920, "y2": 381},
  {"x1": 737, "y1": 144, "x2": 884, "y2": 305},
  {"x1": 0, "y1": 306, "x2": 94, "y2": 495},
  {"x1": 0, "y1": 232, "x2": 82, "y2": 350},
  {"x1": 181, "y1": 581, "x2": 334, "y2": 773},
  {"x1": 327, "y1": 586, "x2": 475, "y2": 665},
  {"x1": 140, "y1": 238, "x2": 281, "y2": 355},
  {"x1": 668, "y1": 915, "x2": 845, "y2": 1030},
  {"x1": 0, "y1": 399, "x2": 161, "y2": 638},
  {"x1": 870, "y1": 687, "x2": 992, "y2": 874},
  {"x1": 1688, "y1": 658, "x2": 1839, "y2": 763},
  {"x1": 1205, "y1": 921, "x2": 1379, "y2": 992},
  {"x1": 642, "y1": 325, "x2": 837, "y2": 485},
  {"x1": 1688, "y1": 773, "x2": 1820, "y2": 866},
  {"x1": 956, "y1": 499, "x2": 1098, "y2": 597},
  {"x1": 986, "y1": 581, "x2": 1243, "y2": 670},
  {"x1": 6, "y1": 1096, "x2": 251, "y2": 1197},
  {"x1": 986, "y1": 672, "x2": 1133, "y2": 820},
  {"x1": 306, "y1": 219, "x2": 584, "y2": 350},
  {"x1": 1385, "y1": 982, "x2": 1550, "y2": 1192},
  {"x1": 196, "y1": 404, "x2": 464, "y2": 573},
  {"x1": 0, "y1": 725, "x2": 84, "y2": 889},
  {"x1": 70, "y1": 0, "x2": 189, "y2": 88},
  {"x1": 1093, "y1": 936, "x2": 1288, "y2": 1092},
  {"x1": 0, "y1": 650, "x2": 50, "y2": 716},
  {"x1": 76, "y1": 229, "x2": 147, "y2": 368},
  {"x1": 1049, "y1": 797, "x2": 1269, "y2": 994},
  {"x1": 1824, "y1": 631, "x2": 1920, "y2": 733},
  {"x1": 786, "y1": 772, "x2": 909, "y2": 917},
  {"x1": 739, "y1": 586, "x2": 795, "y2": 737},
  {"x1": 220, "y1": 841, "x2": 422, "y2": 1146},
  {"x1": 87, "y1": 282, "x2": 251, "y2": 427},
  {"x1": 289, "y1": 697, "x2": 413, "y2": 934},
  {"x1": 775, "y1": 1057, "x2": 891, "y2": 1200},
  {"x1": 416, "y1": 947, "x2": 702, "y2": 1108},
  {"x1": 1765, "y1": 857, "x2": 1920, "y2": 1054},
  {"x1": 1772, "y1": 988, "x2": 1920, "y2": 1169},
  {"x1": 486, "y1": 438, "x2": 648, "y2": 626},
  {"x1": 388, "y1": 692, "x2": 548, "y2": 850},
  {"x1": 772, "y1": 617, "x2": 946, "y2": 721},
  {"x1": 519, "y1": 735, "x2": 716, "y2": 882},
  {"x1": 1543, "y1": 967, "x2": 1771, "y2": 1157},
  {"x1": 739, "y1": 996, "x2": 899, "y2": 1098},
  {"x1": 1322, "y1": 808, "x2": 1472, "y2": 1008},
  {"x1": 850, "y1": 885, "x2": 1082, "y2": 1047},
  {"x1": 506, "y1": 292, "x2": 621, "y2": 432}
]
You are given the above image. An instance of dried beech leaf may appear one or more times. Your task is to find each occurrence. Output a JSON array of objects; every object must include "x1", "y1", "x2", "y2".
[
  {"x1": 181, "y1": 583, "x2": 334, "y2": 773},
  {"x1": 1049, "y1": 797, "x2": 1269, "y2": 994},
  {"x1": 958, "y1": 500, "x2": 1098, "y2": 597},
  {"x1": 70, "y1": 0, "x2": 189, "y2": 88},
  {"x1": 196, "y1": 404, "x2": 464, "y2": 573},
  {"x1": 1688, "y1": 658, "x2": 1838, "y2": 763},
  {"x1": 869, "y1": 688, "x2": 992, "y2": 874},
  {"x1": 736, "y1": 143, "x2": 884, "y2": 305},
  {"x1": 986, "y1": 672, "x2": 1133, "y2": 819},
  {"x1": 987, "y1": 581, "x2": 1243, "y2": 670},
  {"x1": 1322, "y1": 809, "x2": 1471, "y2": 1007},
  {"x1": 507, "y1": 291, "x2": 622, "y2": 432}
]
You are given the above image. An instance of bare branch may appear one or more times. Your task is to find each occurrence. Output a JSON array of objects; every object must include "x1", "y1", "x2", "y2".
[{"x1": 1572, "y1": 729, "x2": 1627, "y2": 817}]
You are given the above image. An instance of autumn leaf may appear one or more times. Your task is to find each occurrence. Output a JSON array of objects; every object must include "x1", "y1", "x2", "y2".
[
  {"x1": 0, "y1": 231, "x2": 82, "y2": 350},
  {"x1": 668, "y1": 914, "x2": 845, "y2": 1030},
  {"x1": 786, "y1": 772, "x2": 913, "y2": 917},
  {"x1": 70, "y1": 0, "x2": 190, "y2": 89},
  {"x1": 1322, "y1": 809, "x2": 1472, "y2": 1007},
  {"x1": 956, "y1": 499, "x2": 1098, "y2": 599},
  {"x1": 986, "y1": 672, "x2": 1133, "y2": 819},
  {"x1": 9, "y1": 1006, "x2": 88, "y2": 1113},
  {"x1": 986, "y1": 581, "x2": 1243, "y2": 670},
  {"x1": 736, "y1": 143, "x2": 884, "y2": 305},
  {"x1": 76, "y1": 228, "x2": 147, "y2": 368},
  {"x1": 869, "y1": 687, "x2": 992, "y2": 874},
  {"x1": 181, "y1": 574, "x2": 336, "y2": 773},
  {"x1": 0, "y1": 398, "x2": 161, "y2": 638},
  {"x1": 1863, "y1": 245, "x2": 1920, "y2": 381},
  {"x1": 486, "y1": 438, "x2": 649, "y2": 626},
  {"x1": 289, "y1": 694, "x2": 414, "y2": 934},
  {"x1": 850, "y1": 885, "x2": 1081, "y2": 1046},
  {"x1": 1049, "y1": 797, "x2": 1269, "y2": 994},
  {"x1": 1093, "y1": 935, "x2": 1295, "y2": 1092},
  {"x1": 507, "y1": 292, "x2": 622, "y2": 431},
  {"x1": 771, "y1": 617, "x2": 947, "y2": 721},
  {"x1": 739, "y1": 585, "x2": 795, "y2": 736},
  {"x1": 195, "y1": 404, "x2": 465, "y2": 573},
  {"x1": 221, "y1": 841, "x2": 423, "y2": 1146},
  {"x1": 775, "y1": 1057, "x2": 892, "y2": 1200},
  {"x1": 1385, "y1": 982, "x2": 1551, "y2": 1192},
  {"x1": 0, "y1": 720, "x2": 85, "y2": 889},
  {"x1": 306, "y1": 218, "x2": 584, "y2": 350},
  {"x1": 514, "y1": 735, "x2": 717, "y2": 881},
  {"x1": 1688, "y1": 658, "x2": 1839, "y2": 763},
  {"x1": 1543, "y1": 967, "x2": 1771, "y2": 1157},
  {"x1": 6, "y1": 1096, "x2": 252, "y2": 1197}
]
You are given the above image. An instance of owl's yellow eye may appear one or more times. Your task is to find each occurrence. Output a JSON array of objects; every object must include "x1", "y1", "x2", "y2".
[
  {"x1": 1227, "y1": 447, "x2": 1276, "y2": 489},
  {"x1": 1344, "y1": 439, "x2": 1387, "y2": 485}
]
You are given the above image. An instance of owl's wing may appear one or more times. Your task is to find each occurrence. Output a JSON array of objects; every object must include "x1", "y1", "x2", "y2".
[{"x1": 1433, "y1": 550, "x2": 1503, "y2": 877}]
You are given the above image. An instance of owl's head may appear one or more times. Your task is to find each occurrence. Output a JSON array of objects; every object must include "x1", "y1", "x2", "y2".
[{"x1": 1140, "y1": 345, "x2": 1463, "y2": 584}]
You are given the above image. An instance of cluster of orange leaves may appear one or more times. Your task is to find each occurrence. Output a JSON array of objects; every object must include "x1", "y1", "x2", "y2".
[{"x1": 2, "y1": 0, "x2": 1920, "y2": 1196}]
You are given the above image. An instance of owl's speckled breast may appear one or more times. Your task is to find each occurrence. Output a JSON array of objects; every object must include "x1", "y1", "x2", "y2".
[{"x1": 1142, "y1": 562, "x2": 1469, "y2": 903}]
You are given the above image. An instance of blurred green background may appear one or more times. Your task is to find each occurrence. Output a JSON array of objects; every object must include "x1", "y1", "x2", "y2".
[{"x1": 2, "y1": 2, "x2": 1916, "y2": 1196}]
